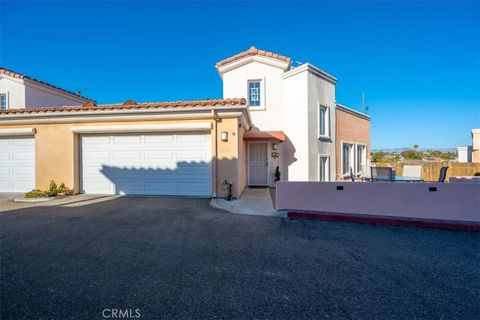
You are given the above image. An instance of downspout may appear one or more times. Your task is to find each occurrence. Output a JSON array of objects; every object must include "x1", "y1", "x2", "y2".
[{"x1": 211, "y1": 110, "x2": 218, "y2": 197}]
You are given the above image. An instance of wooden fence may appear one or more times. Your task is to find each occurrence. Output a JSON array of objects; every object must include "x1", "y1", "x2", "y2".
[{"x1": 389, "y1": 162, "x2": 480, "y2": 182}]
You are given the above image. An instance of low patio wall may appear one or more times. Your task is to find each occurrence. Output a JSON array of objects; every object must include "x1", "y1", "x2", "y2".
[{"x1": 276, "y1": 182, "x2": 480, "y2": 223}]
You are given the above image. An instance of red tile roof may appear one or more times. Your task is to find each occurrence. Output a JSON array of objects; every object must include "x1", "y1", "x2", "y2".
[
  {"x1": 243, "y1": 131, "x2": 286, "y2": 142},
  {"x1": 216, "y1": 47, "x2": 291, "y2": 68},
  {"x1": 0, "y1": 67, "x2": 93, "y2": 102},
  {"x1": 0, "y1": 98, "x2": 247, "y2": 115}
]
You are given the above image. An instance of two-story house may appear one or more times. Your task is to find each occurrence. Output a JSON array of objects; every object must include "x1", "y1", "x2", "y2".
[
  {"x1": 216, "y1": 47, "x2": 370, "y2": 185},
  {"x1": 0, "y1": 67, "x2": 92, "y2": 110},
  {"x1": 0, "y1": 48, "x2": 369, "y2": 197}
]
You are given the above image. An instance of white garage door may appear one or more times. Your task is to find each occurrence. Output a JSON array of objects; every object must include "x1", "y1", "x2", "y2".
[
  {"x1": 81, "y1": 133, "x2": 212, "y2": 196},
  {"x1": 0, "y1": 137, "x2": 35, "y2": 193}
]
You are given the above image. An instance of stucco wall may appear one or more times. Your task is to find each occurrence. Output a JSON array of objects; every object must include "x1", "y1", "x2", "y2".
[
  {"x1": 0, "y1": 76, "x2": 88, "y2": 109},
  {"x1": 25, "y1": 84, "x2": 87, "y2": 108},
  {"x1": 0, "y1": 77, "x2": 25, "y2": 109},
  {"x1": 335, "y1": 107, "x2": 371, "y2": 180},
  {"x1": 281, "y1": 70, "x2": 309, "y2": 181},
  {"x1": 307, "y1": 71, "x2": 336, "y2": 181},
  {"x1": 276, "y1": 181, "x2": 480, "y2": 223},
  {"x1": 222, "y1": 61, "x2": 285, "y2": 131},
  {"x1": 0, "y1": 117, "x2": 242, "y2": 197}
]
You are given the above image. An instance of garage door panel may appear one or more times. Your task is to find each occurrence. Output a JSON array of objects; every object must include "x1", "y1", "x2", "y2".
[
  {"x1": 177, "y1": 150, "x2": 210, "y2": 162},
  {"x1": 0, "y1": 137, "x2": 35, "y2": 193},
  {"x1": 113, "y1": 136, "x2": 142, "y2": 145},
  {"x1": 144, "y1": 135, "x2": 174, "y2": 144},
  {"x1": 112, "y1": 150, "x2": 142, "y2": 160},
  {"x1": 144, "y1": 150, "x2": 174, "y2": 160},
  {"x1": 0, "y1": 152, "x2": 9, "y2": 161},
  {"x1": 81, "y1": 133, "x2": 211, "y2": 196}
]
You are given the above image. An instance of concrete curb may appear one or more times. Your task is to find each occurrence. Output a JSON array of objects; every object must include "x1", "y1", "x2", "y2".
[
  {"x1": 210, "y1": 198, "x2": 287, "y2": 218},
  {"x1": 14, "y1": 196, "x2": 67, "y2": 203}
]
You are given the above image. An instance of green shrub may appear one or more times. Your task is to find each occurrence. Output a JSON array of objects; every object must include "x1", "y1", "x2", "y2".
[
  {"x1": 46, "y1": 180, "x2": 59, "y2": 197},
  {"x1": 25, "y1": 189, "x2": 48, "y2": 198},
  {"x1": 24, "y1": 181, "x2": 72, "y2": 198},
  {"x1": 58, "y1": 182, "x2": 73, "y2": 196}
]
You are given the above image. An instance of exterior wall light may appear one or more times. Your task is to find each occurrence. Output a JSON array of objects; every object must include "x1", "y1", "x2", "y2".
[
  {"x1": 221, "y1": 131, "x2": 228, "y2": 142},
  {"x1": 272, "y1": 143, "x2": 278, "y2": 150}
]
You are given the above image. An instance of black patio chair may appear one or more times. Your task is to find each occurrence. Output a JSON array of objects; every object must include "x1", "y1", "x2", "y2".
[{"x1": 438, "y1": 166, "x2": 449, "y2": 183}]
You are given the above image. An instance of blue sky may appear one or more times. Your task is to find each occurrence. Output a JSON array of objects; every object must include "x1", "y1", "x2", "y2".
[{"x1": 1, "y1": 1, "x2": 478, "y2": 149}]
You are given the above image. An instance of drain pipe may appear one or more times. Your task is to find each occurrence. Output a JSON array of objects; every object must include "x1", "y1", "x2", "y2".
[{"x1": 212, "y1": 110, "x2": 218, "y2": 197}]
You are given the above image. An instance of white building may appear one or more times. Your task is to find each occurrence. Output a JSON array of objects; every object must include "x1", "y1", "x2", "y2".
[
  {"x1": 0, "y1": 67, "x2": 92, "y2": 110},
  {"x1": 216, "y1": 47, "x2": 370, "y2": 184},
  {"x1": 457, "y1": 146, "x2": 472, "y2": 163}
]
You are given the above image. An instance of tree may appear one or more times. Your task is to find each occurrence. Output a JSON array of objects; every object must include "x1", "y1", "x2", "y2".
[
  {"x1": 401, "y1": 150, "x2": 423, "y2": 160},
  {"x1": 371, "y1": 151, "x2": 385, "y2": 163},
  {"x1": 413, "y1": 144, "x2": 419, "y2": 150},
  {"x1": 439, "y1": 152, "x2": 456, "y2": 161}
]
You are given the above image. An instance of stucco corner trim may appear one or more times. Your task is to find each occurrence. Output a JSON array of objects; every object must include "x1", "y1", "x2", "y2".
[
  {"x1": 0, "y1": 127, "x2": 36, "y2": 136},
  {"x1": 70, "y1": 122, "x2": 212, "y2": 134}
]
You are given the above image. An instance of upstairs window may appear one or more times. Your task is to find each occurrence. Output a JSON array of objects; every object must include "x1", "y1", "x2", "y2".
[
  {"x1": 248, "y1": 81, "x2": 261, "y2": 107},
  {"x1": 0, "y1": 94, "x2": 7, "y2": 111},
  {"x1": 319, "y1": 105, "x2": 329, "y2": 137}
]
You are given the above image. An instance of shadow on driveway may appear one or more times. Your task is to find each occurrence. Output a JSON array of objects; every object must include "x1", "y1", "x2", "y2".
[{"x1": 1, "y1": 195, "x2": 479, "y2": 319}]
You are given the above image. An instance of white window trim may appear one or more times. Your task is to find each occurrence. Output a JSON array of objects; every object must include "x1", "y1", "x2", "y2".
[
  {"x1": 0, "y1": 92, "x2": 8, "y2": 111},
  {"x1": 341, "y1": 141, "x2": 355, "y2": 177},
  {"x1": 247, "y1": 78, "x2": 266, "y2": 111},
  {"x1": 355, "y1": 143, "x2": 367, "y2": 176},
  {"x1": 318, "y1": 155, "x2": 330, "y2": 182},
  {"x1": 318, "y1": 103, "x2": 330, "y2": 139}
]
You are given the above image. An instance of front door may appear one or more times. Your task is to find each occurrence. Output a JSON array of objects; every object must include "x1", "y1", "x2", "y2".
[{"x1": 248, "y1": 143, "x2": 268, "y2": 186}]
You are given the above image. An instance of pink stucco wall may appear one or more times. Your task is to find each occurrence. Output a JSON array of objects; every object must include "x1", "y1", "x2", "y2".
[{"x1": 276, "y1": 182, "x2": 480, "y2": 223}]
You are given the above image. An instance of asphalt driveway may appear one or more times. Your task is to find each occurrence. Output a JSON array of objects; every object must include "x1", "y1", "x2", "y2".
[{"x1": 1, "y1": 195, "x2": 479, "y2": 319}]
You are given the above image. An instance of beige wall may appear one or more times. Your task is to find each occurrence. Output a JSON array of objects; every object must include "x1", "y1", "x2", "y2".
[
  {"x1": 0, "y1": 116, "x2": 244, "y2": 198},
  {"x1": 335, "y1": 108, "x2": 371, "y2": 180}
]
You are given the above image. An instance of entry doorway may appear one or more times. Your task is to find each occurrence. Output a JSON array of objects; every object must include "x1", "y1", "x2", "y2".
[{"x1": 248, "y1": 142, "x2": 268, "y2": 186}]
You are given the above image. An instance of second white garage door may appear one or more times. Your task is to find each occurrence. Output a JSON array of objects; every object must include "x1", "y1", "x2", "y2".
[
  {"x1": 0, "y1": 137, "x2": 35, "y2": 193},
  {"x1": 81, "y1": 133, "x2": 211, "y2": 196}
]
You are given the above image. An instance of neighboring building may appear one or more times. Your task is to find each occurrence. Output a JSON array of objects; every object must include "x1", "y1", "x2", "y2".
[
  {"x1": 472, "y1": 129, "x2": 480, "y2": 163},
  {"x1": 216, "y1": 47, "x2": 370, "y2": 184},
  {"x1": 0, "y1": 67, "x2": 92, "y2": 110},
  {"x1": 335, "y1": 104, "x2": 370, "y2": 180},
  {"x1": 457, "y1": 146, "x2": 472, "y2": 163},
  {"x1": 0, "y1": 48, "x2": 371, "y2": 197}
]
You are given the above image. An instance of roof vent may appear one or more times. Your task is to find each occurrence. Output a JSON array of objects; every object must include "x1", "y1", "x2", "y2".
[
  {"x1": 122, "y1": 100, "x2": 137, "y2": 106},
  {"x1": 82, "y1": 101, "x2": 97, "y2": 108}
]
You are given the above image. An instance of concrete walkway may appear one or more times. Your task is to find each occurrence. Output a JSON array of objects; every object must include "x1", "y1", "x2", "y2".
[{"x1": 210, "y1": 188, "x2": 287, "y2": 218}]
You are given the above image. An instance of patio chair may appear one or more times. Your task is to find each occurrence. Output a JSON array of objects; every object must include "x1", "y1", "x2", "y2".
[
  {"x1": 402, "y1": 165, "x2": 422, "y2": 179},
  {"x1": 370, "y1": 166, "x2": 394, "y2": 182},
  {"x1": 361, "y1": 164, "x2": 372, "y2": 181},
  {"x1": 438, "y1": 166, "x2": 449, "y2": 183}
]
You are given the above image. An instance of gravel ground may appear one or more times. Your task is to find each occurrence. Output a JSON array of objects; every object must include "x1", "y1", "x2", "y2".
[{"x1": 1, "y1": 195, "x2": 479, "y2": 320}]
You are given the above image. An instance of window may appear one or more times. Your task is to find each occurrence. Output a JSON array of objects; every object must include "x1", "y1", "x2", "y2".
[
  {"x1": 342, "y1": 143, "x2": 353, "y2": 176},
  {"x1": 319, "y1": 156, "x2": 330, "y2": 182},
  {"x1": 248, "y1": 81, "x2": 261, "y2": 107},
  {"x1": 356, "y1": 144, "x2": 366, "y2": 174},
  {"x1": 318, "y1": 105, "x2": 329, "y2": 138},
  {"x1": 0, "y1": 94, "x2": 6, "y2": 111}
]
